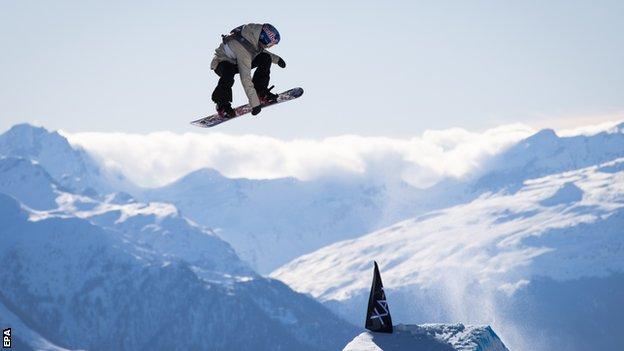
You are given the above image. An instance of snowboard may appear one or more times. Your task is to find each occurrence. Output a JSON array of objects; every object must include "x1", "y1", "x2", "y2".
[{"x1": 191, "y1": 87, "x2": 304, "y2": 128}]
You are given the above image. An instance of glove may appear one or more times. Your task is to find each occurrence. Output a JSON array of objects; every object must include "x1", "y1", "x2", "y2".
[
  {"x1": 277, "y1": 58, "x2": 286, "y2": 68},
  {"x1": 251, "y1": 105, "x2": 262, "y2": 116}
]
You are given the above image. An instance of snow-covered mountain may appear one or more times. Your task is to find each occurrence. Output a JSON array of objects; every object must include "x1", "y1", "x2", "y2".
[
  {"x1": 4, "y1": 122, "x2": 624, "y2": 350},
  {"x1": 272, "y1": 156, "x2": 624, "y2": 351},
  {"x1": 0, "y1": 124, "x2": 134, "y2": 195},
  {"x1": 8, "y1": 123, "x2": 623, "y2": 277},
  {"x1": 142, "y1": 169, "x2": 427, "y2": 273},
  {"x1": 0, "y1": 194, "x2": 357, "y2": 350},
  {"x1": 0, "y1": 124, "x2": 358, "y2": 350},
  {"x1": 143, "y1": 124, "x2": 624, "y2": 275},
  {"x1": 0, "y1": 124, "x2": 436, "y2": 273},
  {"x1": 344, "y1": 324, "x2": 508, "y2": 351}
]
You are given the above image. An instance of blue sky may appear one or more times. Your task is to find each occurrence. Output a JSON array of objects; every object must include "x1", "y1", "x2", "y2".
[{"x1": 1, "y1": 0, "x2": 623, "y2": 138}]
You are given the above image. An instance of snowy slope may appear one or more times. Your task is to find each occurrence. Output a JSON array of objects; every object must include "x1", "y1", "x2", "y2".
[
  {"x1": 343, "y1": 324, "x2": 508, "y2": 351},
  {"x1": 0, "y1": 193, "x2": 356, "y2": 350},
  {"x1": 44, "y1": 191, "x2": 254, "y2": 280},
  {"x1": 0, "y1": 151, "x2": 251, "y2": 281},
  {"x1": 0, "y1": 157, "x2": 61, "y2": 210},
  {"x1": 0, "y1": 300, "x2": 75, "y2": 351},
  {"x1": 273, "y1": 158, "x2": 624, "y2": 299},
  {"x1": 272, "y1": 158, "x2": 624, "y2": 351}
]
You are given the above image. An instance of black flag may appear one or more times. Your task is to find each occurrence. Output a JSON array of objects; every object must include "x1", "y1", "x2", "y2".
[{"x1": 365, "y1": 261, "x2": 393, "y2": 333}]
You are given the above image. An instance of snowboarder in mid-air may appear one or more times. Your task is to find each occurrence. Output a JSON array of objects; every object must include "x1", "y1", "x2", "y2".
[
  {"x1": 211, "y1": 23, "x2": 285, "y2": 118},
  {"x1": 191, "y1": 23, "x2": 302, "y2": 128}
]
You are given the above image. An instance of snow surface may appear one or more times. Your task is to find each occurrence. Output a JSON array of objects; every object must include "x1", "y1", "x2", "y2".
[{"x1": 343, "y1": 324, "x2": 508, "y2": 351}]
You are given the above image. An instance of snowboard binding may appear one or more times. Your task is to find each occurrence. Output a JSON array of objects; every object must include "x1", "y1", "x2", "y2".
[
  {"x1": 258, "y1": 85, "x2": 279, "y2": 105},
  {"x1": 216, "y1": 103, "x2": 236, "y2": 118}
]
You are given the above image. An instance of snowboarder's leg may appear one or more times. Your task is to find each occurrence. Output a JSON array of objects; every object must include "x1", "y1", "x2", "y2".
[
  {"x1": 211, "y1": 61, "x2": 238, "y2": 116},
  {"x1": 252, "y1": 53, "x2": 277, "y2": 103}
]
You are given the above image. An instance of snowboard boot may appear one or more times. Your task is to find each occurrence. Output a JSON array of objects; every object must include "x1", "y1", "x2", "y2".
[
  {"x1": 216, "y1": 102, "x2": 236, "y2": 118},
  {"x1": 257, "y1": 85, "x2": 279, "y2": 105}
]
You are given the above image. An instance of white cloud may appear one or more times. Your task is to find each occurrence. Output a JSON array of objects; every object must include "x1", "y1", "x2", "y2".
[{"x1": 61, "y1": 120, "x2": 619, "y2": 189}]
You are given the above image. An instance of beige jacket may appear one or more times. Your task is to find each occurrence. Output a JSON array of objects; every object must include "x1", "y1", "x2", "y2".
[{"x1": 211, "y1": 23, "x2": 283, "y2": 107}]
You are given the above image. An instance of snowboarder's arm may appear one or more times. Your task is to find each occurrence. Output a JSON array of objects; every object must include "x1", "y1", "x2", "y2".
[
  {"x1": 264, "y1": 50, "x2": 283, "y2": 65},
  {"x1": 237, "y1": 58, "x2": 261, "y2": 108}
]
